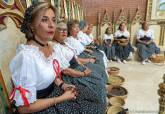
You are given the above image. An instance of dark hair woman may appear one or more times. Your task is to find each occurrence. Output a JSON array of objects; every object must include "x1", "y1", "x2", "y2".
[
  {"x1": 114, "y1": 22, "x2": 134, "y2": 63},
  {"x1": 102, "y1": 27, "x2": 116, "y2": 61},
  {"x1": 9, "y1": 2, "x2": 78, "y2": 114},
  {"x1": 52, "y1": 22, "x2": 107, "y2": 114},
  {"x1": 136, "y1": 22, "x2": 160, "y2": 65}
]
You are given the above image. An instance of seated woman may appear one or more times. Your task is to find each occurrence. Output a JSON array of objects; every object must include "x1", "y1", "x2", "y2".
[
  {"x1": 66, "y1": 20, "x2": 106, "y2": 68},
  {"x1": 78, "y1": 20, "x2": 104, "y2": 50},
  {"x1": 85, "y1": 24, "x2": 110, "y2": 64},
  {"x1": 9, "y1": 2, "x2": 104, "y2": 114},
  {"x1": 85, "y1": 24, "x2": 105, "y2": 51},
  {"x1": 102, "y1": 27, "x2": 116, "y2": 62},
  {"x1": 77, "y1": 20, "x2": 91, "y2": 46},
  {"x1": 136, "y1": 22, "x2": 160, "y2": 65},
  {"x1": 114, "y1": 22, "x2": 134, "y2": 63},
  {"x1": 86, "y1": 24, "x2": 94, "y2": 45},
  {"x1": 52, "y1": 22, "x2": 107, "y2": 109}
]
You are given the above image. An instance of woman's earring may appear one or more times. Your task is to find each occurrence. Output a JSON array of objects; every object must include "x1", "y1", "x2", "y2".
[
  {"x1": 31, "y1": 27, "x2": 35, "y2": 32},
  {"x1": 32, "y1": 28, "x2": 35, "y2": 32}
]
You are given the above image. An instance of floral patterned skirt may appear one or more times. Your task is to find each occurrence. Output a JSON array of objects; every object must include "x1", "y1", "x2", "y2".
[{"x1": 32, "y1": 84, "x2": 106, "y2": 114}]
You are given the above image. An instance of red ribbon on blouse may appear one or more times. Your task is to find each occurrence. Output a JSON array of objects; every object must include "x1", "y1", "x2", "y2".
[
  {"x1": 10, "y1": 86, "x2": 31, "y2": 107},
  {"x1": 53, "y1": 59, "x2": 62, "y2": 79}
]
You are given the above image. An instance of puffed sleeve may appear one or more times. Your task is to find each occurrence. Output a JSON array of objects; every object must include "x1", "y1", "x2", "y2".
[
  {"x1": 114, "y1": 31, "x2": 120, "y2": 38},
  {"x1": 53, "y1": 52, "x2": 70, "y2": 70},
  {"x1": 53, "y1": 46, "x2": 70, "y2": 70},
  {"x1": 136, "y1": 30, "x2": 141, "y2": 39},
  {"x1": 126, "y1": 31, "x2": 130, "y2": 37},
  {"x1": 103, "y1": 34, "x2": 107, "y2": 40},
  {"x1": 9, "y1": 51, "x2": 37, "y2": 106}
]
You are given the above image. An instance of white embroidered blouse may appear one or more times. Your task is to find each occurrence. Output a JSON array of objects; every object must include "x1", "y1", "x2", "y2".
[
  {"x1": 52, "y1": 42, "x2": 76, "y2": 70},
  {"x1": 114, "y1": 30, "x2": 130, "y2": 39},
  {"x1": 136, "y1": 28, "x2": 154, "y2": 39},
  {"x1": 9, "y1": 44, "x2": 56, "y2": 106},
  {"x1": 77, "y1": 31, "x2": 92, "y2": 46},
  {"x1": 103, "y1": 34, "x2": 114, "y2": 40},
  {"x1": 65, "y1": 36, "x2": 85, "y2": 55}
]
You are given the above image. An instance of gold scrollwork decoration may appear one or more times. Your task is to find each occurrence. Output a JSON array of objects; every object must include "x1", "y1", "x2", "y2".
[
  {"x1": 116, "y1": 8, "x2": 127, "y2": 25},
  {"x1": 15, "y1": 0, "x2": 25, "y2": 14},
  {"x1": 0, "y1": 0, "x2": 25, "y2": 29},
  {"x1": 0, "y1": 0, "x2": 15, "y2": 8},
  {"x1": 100, "y1": 9, "x2": 112, "y2": 26},
  {"x1": 132, "y1": 7, "x2": 143, "y2": 24}
]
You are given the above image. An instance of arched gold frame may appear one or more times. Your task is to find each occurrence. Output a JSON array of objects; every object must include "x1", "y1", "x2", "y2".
[
  {"x1": 146, "y1": 0, "x2": 165, "y2": 46},
  {"x1": 0, "y1": 0, "x2": 84, "y2": 30},
  {"x1": 97, "y1": 10, "x2": 112, "y2": 42},
  {"x1": 146, "y1": 0, "x2": 165, "y2": 21}
]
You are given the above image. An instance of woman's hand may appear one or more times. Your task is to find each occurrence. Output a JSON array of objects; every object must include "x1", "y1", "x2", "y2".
[
  {"x1": 86, "y1": 46, "x2": 95, "y2": 49},
  {"x1": 146, "y1": 40, "x2": 153, "y2": 45},
  {"x1": 62, "y1": 83, "x2": 76, "y2": 91},
  {"x1": 144, "y1": 41, "x2": 149, "y2": 45},
  {"x1": 83, "y1": 68, "x2": 92, "y2": 76},
  {"x1": 61, "y1": 88, "x2": 77, "y2": 101},
  {"x1": 88, "y1": 58, "x2": 96, "y2": 63},
  {"x1": 88, "y1": 50, "x2": 93, "y2": 53},
  {"x1": 104, "y1": 40, "x2": 108, "y2": 45},
  {"x1": 86, "y1": 49, "x2": 93, "y2": 54}
]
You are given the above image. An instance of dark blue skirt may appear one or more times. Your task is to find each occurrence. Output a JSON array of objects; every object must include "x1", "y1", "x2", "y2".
[
  {"x1": 102, "y1": 42, "x2": 116, "y2": 60},
  {"x1": 115, "y1": 42, "x2": 134, "y2": 60},
  {"x1": 136, "y1": 42, "x2": 160, "y2": 60},
  {"x1": 62, "y1": 64, "x2": 107, "y2": 105},
  {"x1": 33, "y1": 85, "x2": 105, "y2": 114}
]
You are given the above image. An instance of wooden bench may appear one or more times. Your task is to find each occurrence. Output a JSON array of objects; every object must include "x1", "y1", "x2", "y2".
[{"x1": 0, "y1": 70, "x2": 13, "y2": 114}]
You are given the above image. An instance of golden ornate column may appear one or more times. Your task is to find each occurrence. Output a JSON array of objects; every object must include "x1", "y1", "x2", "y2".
[{"x1": 158, "y1": 21, "x2": 165, "y2": 46}]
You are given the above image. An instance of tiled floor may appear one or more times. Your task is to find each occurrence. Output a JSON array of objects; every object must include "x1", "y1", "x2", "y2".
[{"x1": 108, "y1": 61, "x2": 165, "y2": 114}]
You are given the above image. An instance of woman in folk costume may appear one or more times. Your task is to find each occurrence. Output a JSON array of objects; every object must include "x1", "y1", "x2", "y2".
[
  {"x1": 77, "y1": 20, "x2": 90, "y2": 46},
  {"x1": 86, "y1": 24, "x2": 94, "y2": 44},
  {"x1": 102, "y1": 27, "x2": 116, "y2": 62},
  {"x1": 114, "y1": 22, "x2": 134, "y2": 63},
  {"x1": 52, "y1": 22, "x2": 107, "y2": 112},
  {"x1": 136, "y1": 22, "x2": 160, "y2": 65},
  {"x1": 65, "y1": 20, "x2": 109, "y2": 79},
  {"x1": 9, "y1": 2, "x2": 104, "y2": 114},
  {"x1": 67, "y1": 20, "x2": 108, "y2": 68}
]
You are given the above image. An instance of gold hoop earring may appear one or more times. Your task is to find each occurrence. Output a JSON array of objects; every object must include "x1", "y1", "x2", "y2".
[{"x1": 31, "y1": 28, "x2": 35, "y2": 32}]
